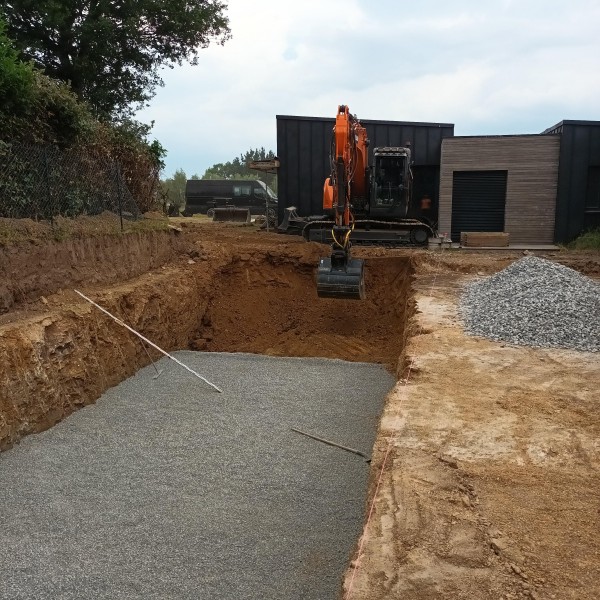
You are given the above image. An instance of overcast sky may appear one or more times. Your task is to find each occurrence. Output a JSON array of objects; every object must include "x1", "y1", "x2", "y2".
[{"x1": 138, "y1": 0, "x2": 600, "y2": 178}]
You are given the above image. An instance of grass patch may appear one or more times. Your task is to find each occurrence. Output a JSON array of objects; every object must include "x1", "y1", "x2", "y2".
[
  {"x1": 567, "y1": 228, "x2": 600, "y2": 251},
  {"x1": 0, "y1": 212, "x2": 170, "y2": 247},
  {"x1": 0, "y1": 222, "x2": 31, "y2": 245}
]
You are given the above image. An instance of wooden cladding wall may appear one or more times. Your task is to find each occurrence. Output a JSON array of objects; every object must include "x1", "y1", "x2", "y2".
[{"x1": 438, "y1": 135, "x2": 560, "y2": 244}]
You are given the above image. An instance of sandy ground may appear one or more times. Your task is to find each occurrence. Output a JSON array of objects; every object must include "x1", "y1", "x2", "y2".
[
  {"x1": 1, "y1": 219, "x2": 599, "y2": 598},
  {"x1": 343, "y1": 257, "x2": 600, "y2": 600}
]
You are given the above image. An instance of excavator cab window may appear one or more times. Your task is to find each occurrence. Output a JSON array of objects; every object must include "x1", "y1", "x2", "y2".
[{"x1": 374, "y1": 156, "x2": 405, "y2": 207}]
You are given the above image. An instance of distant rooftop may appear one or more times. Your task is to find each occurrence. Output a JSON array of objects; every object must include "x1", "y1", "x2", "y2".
[
  {"x1": 542, "y1": 119, "x2": 600, "y2": 134},
  {"x1": 276, "y1": 115, "x2": 454, "y2": 128}
]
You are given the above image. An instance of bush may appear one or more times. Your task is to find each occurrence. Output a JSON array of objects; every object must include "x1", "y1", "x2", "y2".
[
  {"x1": 30, "y1": 72, "x2": 97, "y2": 145},
  {"x1": 568, "y1": 228, "x2": 600, "y2": 251},
  {"x1": 1, "y1": 16, "x2": 90, "y2": 144},
  {"x1": 0, "y1": 16, "x2": 164, "y2": 215},
  {"x1": 0, "y1": 18, "x2": 35, "y2": 120}
]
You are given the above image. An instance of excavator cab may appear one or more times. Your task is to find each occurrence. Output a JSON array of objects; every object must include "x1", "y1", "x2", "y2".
[{"x1": 371, "y1": 149, "x2": 411, "y2": 218}]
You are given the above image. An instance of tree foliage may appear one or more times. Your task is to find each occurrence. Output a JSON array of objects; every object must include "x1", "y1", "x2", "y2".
[
  {"x1": 202, "y1": 148, "x2": 277, "y2": 193},
  {"x1": 161, "y1": 168, "x2": 189, "y2": 209},
  {"x1": 1, "y1": 0, "x2": 230, "y2": 119},
  {"x1": 1, "y1": 15, "x2": 97, "y2": 146},
  {"x1": 1, "y1": 15, "x2": 166, "y2": 214},
  {"x1": 0, "y1": 16, "x2": 35, "y2": 116},
  {"x1": 97, "y1": 119, "x2": 166, "y2": 213}
]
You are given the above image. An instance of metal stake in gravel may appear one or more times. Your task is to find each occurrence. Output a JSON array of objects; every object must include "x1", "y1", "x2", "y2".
[
  {"x1": 74, "y1": 290, "x2": 223, "y2": 392},
  {"x1": 291, "y1": 427, "x2": 371, "y2": 462},
  {"x1": 140, "y1": 339, "x2": 163, "y2": 379}
]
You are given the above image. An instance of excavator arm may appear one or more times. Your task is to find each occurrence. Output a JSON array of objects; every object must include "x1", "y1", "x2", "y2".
[{"x1": 316, "y1": 106, "x2": 367, "y2": 300}]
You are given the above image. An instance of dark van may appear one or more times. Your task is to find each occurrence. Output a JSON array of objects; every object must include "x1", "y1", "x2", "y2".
[{"x1": 184, "y1": 179, "x2": 277, "y2": 217}]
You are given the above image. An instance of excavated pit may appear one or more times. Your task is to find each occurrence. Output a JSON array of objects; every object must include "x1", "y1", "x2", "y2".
[
  {"x1": 193, "y1": 254, "x2": 414, "y2": 369},
  {"x1": 4, "y1": 229, "x2": 600, "y2": 600},
  {"x1": 0, "y1": 250, "x2": 414, "y2": 449},
  {"x1": 0, "y1": 245, "x2": 414, "y2": 598}
]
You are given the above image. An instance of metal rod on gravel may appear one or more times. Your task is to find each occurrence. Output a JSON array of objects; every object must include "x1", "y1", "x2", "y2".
[
  {"x1": 140, "y1": 341, "x2": 163, "y2": 379},
  {"x1": 290, "y1": 427, "x2": 370, "y2": 462},
  {"x1": 74, "y1": 290, "x2": 223, "y2": 393}
]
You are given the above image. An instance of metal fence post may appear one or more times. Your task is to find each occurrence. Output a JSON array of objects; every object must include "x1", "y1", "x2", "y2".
[
  {"x1": 43, "y1": 147, "x2": 52, "y2": 224},
  {"x1": 115, "y1": 161, "x2": 124, "y2": 232}
]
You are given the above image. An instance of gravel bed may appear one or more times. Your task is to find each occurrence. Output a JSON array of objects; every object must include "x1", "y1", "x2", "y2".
[
  {"x1": 0, "y1": 352, "x2": 392, "y2": 600},
  {"x1": 460, "y1": 256, "x2": 600, "y2": 352}
]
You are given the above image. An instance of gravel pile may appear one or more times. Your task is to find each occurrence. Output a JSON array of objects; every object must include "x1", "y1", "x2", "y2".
[
  {"x1": 461, "y1": 256, "x2": 600, "y2": 352},
  {"x1": 0, "y1": 352, "x2": 392, "y2": 600}
]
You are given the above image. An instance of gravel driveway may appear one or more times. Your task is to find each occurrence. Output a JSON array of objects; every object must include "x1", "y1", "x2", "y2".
[{"x1": 0, "y1": 352, "x2": 392, "y2": 599}]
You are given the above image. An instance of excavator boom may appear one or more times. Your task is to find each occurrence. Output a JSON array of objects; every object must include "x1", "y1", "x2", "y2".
[{"x1": 316, "y1": 106, "x2": 367, "y2": 300}]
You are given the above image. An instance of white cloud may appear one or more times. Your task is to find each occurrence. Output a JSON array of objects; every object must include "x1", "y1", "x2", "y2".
[{"x1": 138, "y1": 0, "x2": 600, "y2": 176}]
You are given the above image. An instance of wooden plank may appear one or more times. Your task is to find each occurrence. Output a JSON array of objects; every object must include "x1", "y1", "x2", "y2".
[{"x1": 461, "y1": 232, "x2": 510, "y2": 247}]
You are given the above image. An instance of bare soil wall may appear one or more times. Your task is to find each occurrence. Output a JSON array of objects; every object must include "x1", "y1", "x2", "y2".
[
  {"x1": 195, "y1": 253, "x2": 413, "y2": 370},
  {"x1": 0, "y1": 230, "x2": 183, "y2": 313},
  {"x1": 0, "y1": 266, "x2": 217, "y2": 449}
]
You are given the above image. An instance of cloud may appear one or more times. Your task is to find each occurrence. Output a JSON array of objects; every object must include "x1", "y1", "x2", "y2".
[{"x1": 138, "y1": 0, "x2": 600, "y2": 177}]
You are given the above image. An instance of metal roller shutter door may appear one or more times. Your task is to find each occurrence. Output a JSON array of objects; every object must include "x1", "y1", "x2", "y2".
[{"x1": 451, "y1": 170, "x2": 507, "y2": 241}]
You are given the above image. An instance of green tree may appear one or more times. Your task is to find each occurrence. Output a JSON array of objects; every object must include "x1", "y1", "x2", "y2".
[
  {"x1": 1, "y1": 0, "x2": 231, "y2": 119},
  {"x1": 105, "y1": 118, "x2": 166, "y2": 212},
  {"x1": 160, "y1": 169, "x2": 201, "y2": 212},
  {"x1": 1, "y1": 14, "x2": 98, "y2": 145},
  {"x1": 202, "y1": 148, "x2": 277, "y2": 193},
  {"x1": 1, "y1": 15, "x2": 166, "y2": 214},
  {"x1": 161, "y1": 168, "x2": 188, "y2": 210},
  {"x1": 0, "y1": 15, "x2": 34, "y2": 117}
]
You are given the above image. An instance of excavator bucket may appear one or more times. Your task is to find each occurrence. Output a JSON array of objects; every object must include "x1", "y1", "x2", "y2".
[
  {"x1": 212, "y1": 207, "x2": 251, "y2": 223},
  {"x1": 316, "y1": 251, "x2": 366, "y2": 300}
]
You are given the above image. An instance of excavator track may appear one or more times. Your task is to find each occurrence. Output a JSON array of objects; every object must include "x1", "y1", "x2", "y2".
[{"x1": 303, "y1": 219, "x2": 433, "y2": 248}]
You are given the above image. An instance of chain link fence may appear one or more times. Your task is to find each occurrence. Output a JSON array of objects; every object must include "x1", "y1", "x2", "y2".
[{"x1": 0, "y1": 142, "x2": 141, "y2": 228}]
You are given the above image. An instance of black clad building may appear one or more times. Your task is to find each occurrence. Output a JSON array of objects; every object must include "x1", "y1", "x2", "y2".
[
  {"x1": 276, "y1": 114, "x2": 454, "y2": 224},
  {"x1": 543, "y1": 120, "x2": 600, "y2": 242}
]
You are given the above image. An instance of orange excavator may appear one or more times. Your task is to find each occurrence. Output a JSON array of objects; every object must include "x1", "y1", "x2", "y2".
[
  {"x1": 314, "y1": 105, "x2": 432, "y2": 300},
  {"x1": 315, "y1": 105, "x2": 368, "y2": 300}
]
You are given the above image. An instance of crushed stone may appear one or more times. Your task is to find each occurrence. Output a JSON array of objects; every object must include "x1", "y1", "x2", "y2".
[
  {"x1": 0, "y1": 351, "x2": 392, "y2": 600},
  {"x1": 460, "y1": 256, "x2": 600, "y2": 352}
]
